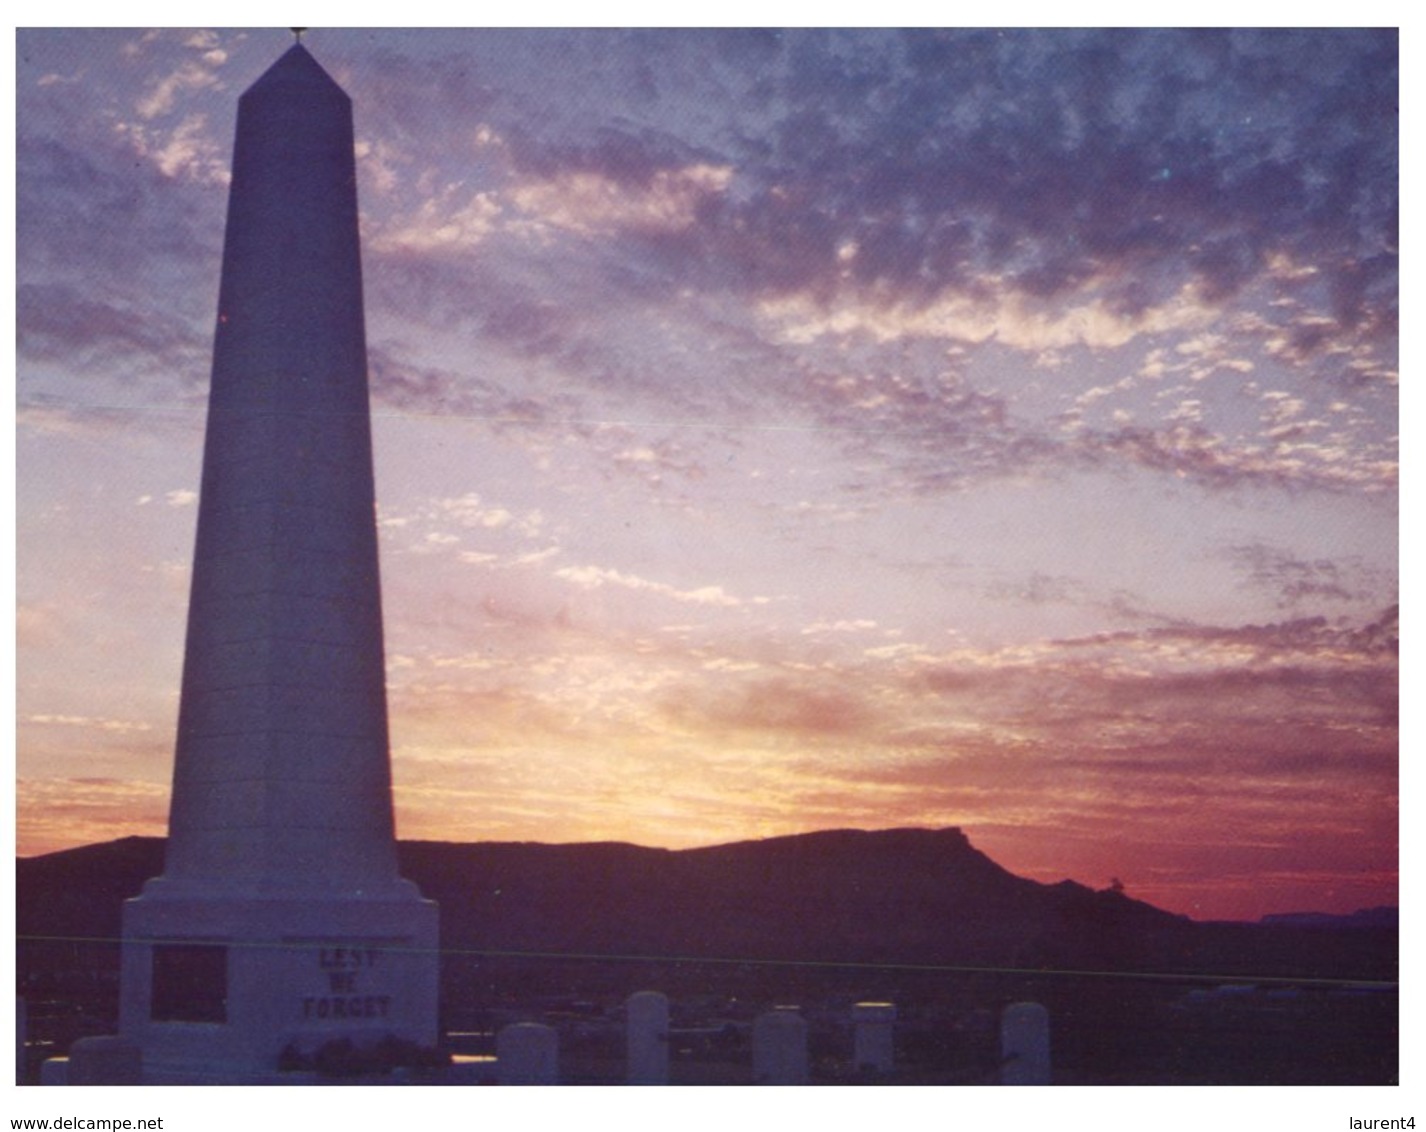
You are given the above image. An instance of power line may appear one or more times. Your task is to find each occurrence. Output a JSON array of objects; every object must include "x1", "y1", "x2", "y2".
[{"x1": 16, "y1": 933, "x2": 1398, "y2": 991}]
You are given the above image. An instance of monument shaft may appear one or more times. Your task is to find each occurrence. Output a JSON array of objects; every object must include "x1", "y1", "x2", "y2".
[
  {"x1": 121, "y1": 45, "x2": 438, "y2": 1081},
  {"x1": 170, "y1": 41, "x2": 395, "y2": 889}
]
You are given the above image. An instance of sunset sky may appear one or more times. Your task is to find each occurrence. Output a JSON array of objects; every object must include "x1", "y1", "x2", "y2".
[{"x1": 14, "y1": 27, "x2": 1398, "y2": 922}]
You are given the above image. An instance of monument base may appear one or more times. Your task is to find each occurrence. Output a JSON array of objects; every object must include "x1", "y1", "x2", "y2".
[{"x1": 120, "y1": 879, "x2": 439, "y2": 1084}]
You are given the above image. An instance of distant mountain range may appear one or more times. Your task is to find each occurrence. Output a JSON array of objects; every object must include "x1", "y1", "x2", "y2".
[
  {"x1": 16, "y1": 827, "x2": 1397, "y2": 985},
  {"x1": 1259, "y1": 907, "x2": 1398, "y2": 929}
]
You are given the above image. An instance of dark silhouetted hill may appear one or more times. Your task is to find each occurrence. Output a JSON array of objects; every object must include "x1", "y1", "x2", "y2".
[
  {"x1": 1260, "y1": 907, "x2": 1398, "y2": 930},
  {"x1": 16, "y1": 828, "x2": 1397, "y2": 984}
]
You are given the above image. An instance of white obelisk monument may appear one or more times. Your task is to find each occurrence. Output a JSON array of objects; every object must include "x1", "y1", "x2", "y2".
[{"x1": 120, "y1": 41, "x2": 438, "y2": 1081}]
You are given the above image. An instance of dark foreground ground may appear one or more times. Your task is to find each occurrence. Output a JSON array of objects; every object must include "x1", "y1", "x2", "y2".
[
  {"x1": 17, "y1": 832, "x2": 1397, "y2": 1084},
  {"x1": 19, "y1": 949, "x2": 1397, "y2": 1085}
]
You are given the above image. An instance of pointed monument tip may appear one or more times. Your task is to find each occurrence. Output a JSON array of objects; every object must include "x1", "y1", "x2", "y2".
[{"x1": 243, "y1": 38, "x2": 346, "y2": 100}]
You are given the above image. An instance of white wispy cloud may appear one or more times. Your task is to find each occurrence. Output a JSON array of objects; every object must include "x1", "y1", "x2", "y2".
[
  {"x1": 509, "y1": 164, "x2": 733, "y2": 237},
  {"x1": 555, "y1": 563, "x2": 744, "y2": 607},
  {"x1": 760, "y1": 277, "x2": 1219, "y2": 354}
]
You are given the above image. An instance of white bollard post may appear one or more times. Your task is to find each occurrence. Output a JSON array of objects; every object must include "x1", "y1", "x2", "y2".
[
  {"x1": 1000, "y1": 1001, "x2": 1051, "y2": 1085},
  {"x1": 852, "y1": 1001, "x2": 896, "y2": 1075},
  {"x1": 496, "y1": 1022, "x2": 558, "y2": 1085},
  {"x1": 753, "y1": 1007, "x2": 808, "y2": 1084},
  {"x1": 626, "y1": 990, "x2": 670, "y2": 1085}
]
